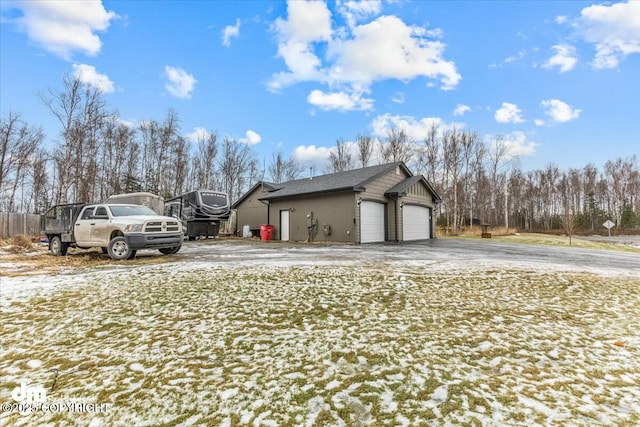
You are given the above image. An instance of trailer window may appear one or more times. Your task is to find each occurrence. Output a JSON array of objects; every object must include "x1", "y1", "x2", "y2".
[
  {"x1": 201, "y1": 193, "x2": 227, "y2": 207},
  {"x1": 109, "y1": 206, "x2": 157, "y2": 216}
]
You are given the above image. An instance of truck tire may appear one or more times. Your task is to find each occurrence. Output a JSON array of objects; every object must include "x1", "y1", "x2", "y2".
[
  {"x1": 159, "y1": 245, "x2": 181, "y2": 255},
  {"x1": 107, "y1": 236, "x2": 133, "y2": 260},
  {"x1": 50, "y1": 236, "x2": 68, "y2": 256}
]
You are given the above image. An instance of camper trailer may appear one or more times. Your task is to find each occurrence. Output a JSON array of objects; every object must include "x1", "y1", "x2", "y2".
[
  {"x1": 105, "y1": 192, "x2": 164, "y2": 215},
  {"x1": 164, "y1": 190, "x2": 230, "y2": 240}
]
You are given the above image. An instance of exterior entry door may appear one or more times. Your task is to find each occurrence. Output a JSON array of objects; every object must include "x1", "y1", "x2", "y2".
[{"x1": 280, "y1": 210, "x2": 290, "y2": 241}]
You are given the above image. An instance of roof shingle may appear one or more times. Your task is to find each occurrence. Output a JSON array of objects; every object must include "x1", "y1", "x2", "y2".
[{"x1": 259, "y1": 162, "x2": 406, "y2": 201}]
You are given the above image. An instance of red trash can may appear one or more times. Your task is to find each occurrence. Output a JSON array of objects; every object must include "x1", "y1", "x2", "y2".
[{"x1": 260, "y1": 224, "x2": 274, "y2": 241}]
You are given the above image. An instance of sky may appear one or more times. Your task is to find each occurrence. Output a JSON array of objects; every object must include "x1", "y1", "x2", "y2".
[{"x1": 1, "y1": 0, "x2": 639, "y2": 174}]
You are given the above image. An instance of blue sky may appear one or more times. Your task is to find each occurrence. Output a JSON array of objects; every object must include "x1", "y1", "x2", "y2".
[{"x1": 1, "y1": 0, "x2": 639, "y2": 173}]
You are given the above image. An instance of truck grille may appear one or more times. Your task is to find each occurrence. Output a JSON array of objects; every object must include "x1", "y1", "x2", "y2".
[{"x1": 144, "y1": 220, "x2": 180, "y2": 233}]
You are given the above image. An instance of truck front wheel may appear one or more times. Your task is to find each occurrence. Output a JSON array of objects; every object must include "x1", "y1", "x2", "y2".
[
  {"x1": 159, "y1": 245, "x2": 181, "y2": 255},
  {"x1": 50, "y1": 236, "x2": 68, "y2": 256},
  {"x1": 108, "y1": 237, "x2": 133, "y2": 260}
]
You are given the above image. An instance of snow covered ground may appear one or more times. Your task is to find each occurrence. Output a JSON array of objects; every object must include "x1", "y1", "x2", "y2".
[{"x1": 1, "y1": 241, "x2": 639, "y2": 426}]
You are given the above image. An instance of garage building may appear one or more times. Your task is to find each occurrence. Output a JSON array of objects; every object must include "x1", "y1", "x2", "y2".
[{"x1": 232, "y1": 162, "x2": 441, "y2": 243}]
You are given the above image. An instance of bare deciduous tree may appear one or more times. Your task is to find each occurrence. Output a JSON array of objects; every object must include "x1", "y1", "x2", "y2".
[
  {"x1": 192, "y1": 131, "x2": 218, "y2": 190},
  {"x1": 268, "y1": 151, "x2": 302, "y2": 183},
  {"x1": 219, "y1": 137, "x2": 256, "y2": 203},
  {"x1": 327, "y1": 138, "x2": 354, "y2": 173},
  {"x1": 42, "y1": 75, "x2": 109, "y2": 204},
  {"x1": 380, "y1": 127, "x2": 412, "y2": 164},
  {"x1": 356, "y1": 133, "x2": 374, "y2": 168},
  {"x1": 0, "y1": 112, "x2": 45, "y2": 211}
]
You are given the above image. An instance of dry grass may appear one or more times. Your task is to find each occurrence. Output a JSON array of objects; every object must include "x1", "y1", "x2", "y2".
[
  {"x1": 436, "y1": 226, "x2": 517, "y2": 238},
  {"x1": 0, "y1": 247, "x2": 179, "y2": 277},
  {"x1": 0, "y1": 234, "x2": 37, "y2": 254},
  {"x1": 12, "y1": 234, "x2": 34, "y2": 248},
  {"x1": 490, "y1": 233, "x2": 640, "y2": 253},
  {"x1": 1, "y1": 265, "x2": 639, "y2": 426}
]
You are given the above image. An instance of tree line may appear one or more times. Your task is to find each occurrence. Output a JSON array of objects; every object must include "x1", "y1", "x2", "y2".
[
  {"x1": 1, "y1": 76, "x2": 638, "y2": 232},
  {"x1": 324, "y1": 126, "x2": 639, "y2": 232}
]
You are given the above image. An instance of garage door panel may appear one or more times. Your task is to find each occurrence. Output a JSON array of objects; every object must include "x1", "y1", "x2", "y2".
[
  {"x1": 403, "y1": 205, "x2": 430, "y2": 241},
  {"x1": 361, "y1": 201, "x2": 385, "y2": 243}
]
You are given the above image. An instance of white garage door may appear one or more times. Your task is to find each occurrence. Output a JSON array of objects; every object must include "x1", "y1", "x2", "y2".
[
  {"x1": 360, "y1": 201, "x2": 385, "y2": 243},
  {"x1": 403, "y1": 205, "x2": 430, "y2": 241}
]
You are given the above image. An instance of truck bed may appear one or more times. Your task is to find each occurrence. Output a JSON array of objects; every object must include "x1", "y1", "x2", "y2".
[{"x1": 43, "y1": 203, "x2": 86, "y2": 235}]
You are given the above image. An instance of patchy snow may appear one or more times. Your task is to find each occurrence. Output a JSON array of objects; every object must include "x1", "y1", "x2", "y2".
[
  {"x1": 26, "y1": 359, "x2": 43, "y2": 369},
  {"x1": 1, "y1": 241, "x2": 639, "y2": 426}
]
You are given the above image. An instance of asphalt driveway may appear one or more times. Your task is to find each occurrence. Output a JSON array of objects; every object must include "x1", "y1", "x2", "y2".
[{"x1": 179, "y1": 237, "x2": 640, "y2": 277}]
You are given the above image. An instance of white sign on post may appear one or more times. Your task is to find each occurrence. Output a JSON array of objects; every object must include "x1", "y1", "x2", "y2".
[{"x1": 603, "y1": 220, "x2": 615, "y2": 237}]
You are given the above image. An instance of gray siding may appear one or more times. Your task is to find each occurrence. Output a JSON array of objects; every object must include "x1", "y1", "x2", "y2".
[
  {"x1": 233, "y1": 164, "x2": 440, "y2": 242},
  {"x1": 234, "y1": 186, "x2": 270, "y2": 235},
  {"x1": 268, "y1": 192, "x2": 356, "y2": 242},
  {"x1": 356, "y1": 166, "x2": 408, "y2": 243}
]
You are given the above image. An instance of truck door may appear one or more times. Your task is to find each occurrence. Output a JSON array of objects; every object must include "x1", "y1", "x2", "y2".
[
  {"x1": 74, "y1": 207, "x2": 94, "y2": 246},
  {"x1": 91, "y1": 206, "x2": 110, "y2": 244}
]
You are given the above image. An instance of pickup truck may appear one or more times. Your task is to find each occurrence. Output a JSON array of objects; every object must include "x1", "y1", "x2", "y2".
[{"x1": 43, "y1": 203, "x2": 183, "y2": 260}]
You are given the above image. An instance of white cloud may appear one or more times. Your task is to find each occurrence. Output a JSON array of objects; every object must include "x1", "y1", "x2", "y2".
[
  {"x1": 336, "y1": 0, "x2": 382, "y2": 28},
  {"x1": 370, "y1": 113, "x2": 447, "y2": 141},
  {"x1": 5, "y1": 0, "x2": 117, "y2": 59},
  {"x1": 534, "y1": 119, "x2": 545, "y2": 127},
  {"x1": 489, "y1": 131, "x2": 538, "y2": 160},
  {"x1": 391, "y1": 92, "x2": 405, "y2": 104},
  {"x1": 504, "y1": 49, "x2": 527, "y2": 64},
  {"x1": 292, "y1": 144, "x2": 332, "y2": 171},
  {"x1": 542, "y1": 44, "x2": 578, "y2": 73},
  {"x1": 164, "y1": 66, "x2": 197, "y2": 99},
  {"x1": 540, "y1": 99, "x2": 581, "y2": 123},
  {"x1": 117, "y1": 117, "x2": 135, "y2": 128},
  {"x1": 307, "y1": 89, "x2": 374, "y2": 111},
  {"x1": 222, "y1": 19, "x2": 241, "y2": 47},
  {"x1": 72, "y1": 63, "x2": 114, "y2": 93},
  {"x1": 185, "y1": 127, "x2": 212, "y2": 143},
  {"x1": 491, "y1": 50, "x2": 527, "y2": 67},
  {"x1": 555, "y1": 15, "x2": 568, "y2": 25},
  {"x1": 576, "y1": 1, "x2": 640, "y2": 69},
  {"x1": 453, "y1": 104, "x2": 471, "y2": 116},
  {"x1": 241, "y1": 130, "x2": 262, "y2": 145},
  {"x1": 268, "y1": 0, "x2": 331, "y2": 93},
  {"x1": 495, "y1": 102, "x2": 524, "y2": 124},
  {"x1": 327, "y1": 15, "x2": 461, "y2": 90},
  {"x1": 275, "y1": 0, "x2": 333, "y2": 44},
  {"x1": 269, "y1": 1, "x2": 460, "y2": 110}
]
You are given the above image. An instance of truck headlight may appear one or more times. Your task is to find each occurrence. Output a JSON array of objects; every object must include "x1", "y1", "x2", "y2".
[{"x1": 124, "y1": 224, "x2": 143, "y2": 232}]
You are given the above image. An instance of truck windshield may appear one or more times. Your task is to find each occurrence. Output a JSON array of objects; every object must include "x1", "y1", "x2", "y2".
[
  {"x1": 109, "y1": 206, "x2": 157, "y2": 216},
  {"x1": 201, "y1": 193, "x2": 227, "y2": 207}
]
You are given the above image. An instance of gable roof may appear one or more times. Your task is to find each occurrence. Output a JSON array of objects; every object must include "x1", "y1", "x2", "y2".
[
  {"x1": 231, "y1": 180, "x2": 277, "y2": 208},
  {"x1": 385, "y1": 175, "x2": 442, "y2": 202},
  {"x1": 259, "y1": 162, "x2": 408, "y2": 201}
]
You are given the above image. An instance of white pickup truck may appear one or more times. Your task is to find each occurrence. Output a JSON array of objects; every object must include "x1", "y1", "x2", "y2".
[{"x1": 43, "y1": 203, "x2": 183, "y2": 260}]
